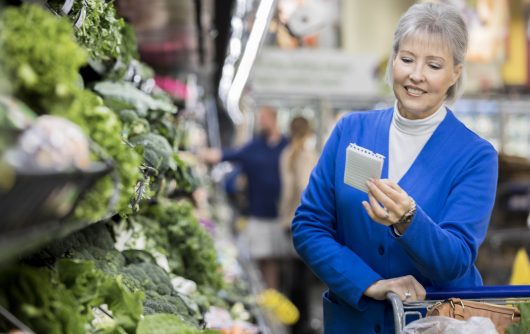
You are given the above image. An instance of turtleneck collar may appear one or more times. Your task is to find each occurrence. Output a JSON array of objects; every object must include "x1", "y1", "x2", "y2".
[{"x1": 392, "y1": 101, "x2": 447, "y2": 136}]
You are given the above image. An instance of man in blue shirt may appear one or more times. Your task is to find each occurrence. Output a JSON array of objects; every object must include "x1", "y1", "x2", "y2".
[{"x1": 201, "y1": 106, "x2": 289, "y2": 289}]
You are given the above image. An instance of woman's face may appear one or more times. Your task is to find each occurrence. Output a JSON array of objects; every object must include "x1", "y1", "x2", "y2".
[{"x1": 392, "y1": 34, "x2": 462, "y2": 120}]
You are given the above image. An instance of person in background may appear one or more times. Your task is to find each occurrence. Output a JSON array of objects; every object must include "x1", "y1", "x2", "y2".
[
  {"x1": 200, "y1": 106, "x2": 289, "y2": 290},
  {"x1": 279, "y1": 116, "x2": 318, "y2": 334},
  {"x1": 291, "y1": 3, "x2": 499, "y2": 333},
  {"x1": 280, "y1": 116, "x2": 318, "y2": 233}
]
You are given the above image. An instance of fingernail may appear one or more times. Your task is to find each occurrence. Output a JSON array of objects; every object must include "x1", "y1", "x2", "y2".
[{"x1": 362, "y1": 201, "x2": 368, "y2": 206}]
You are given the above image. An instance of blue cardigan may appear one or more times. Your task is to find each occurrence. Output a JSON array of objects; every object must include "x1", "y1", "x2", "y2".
[
  {"x1": 292, "y1": 108, "x2": 498, "y2": 333},
  {"x1": 222, "y1": 135, "x2": 289, "y2": 218}
]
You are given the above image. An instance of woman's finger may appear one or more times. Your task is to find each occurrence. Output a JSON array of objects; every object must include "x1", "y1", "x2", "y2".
[
  {"x1": 375, "y1": 179, "x2": 410, "y2": 208},
  {"x1": 367, "y1": 191, "x2": 388, "y2": 219},
  {"x1": 367, "y1": 180, "x2": 399, "y2": 213},
  {"x1": 373, "y1": 179, "x2": 412, "y2": 216},
  {"x1": 403, "y1": 276, "x2": 426, "y2": 301},
  {"x1": 374, "y1": 179, "x2": 403, "y2": 200},
  {"x1": 381, "y1": 179, "x2": 405, "y2": 193},
  {"x1": 412, "y1": 280, "x2": 427, "y2": 301},
  {"x1": 362, "y1": 201, "x2": 377, "y2": 221}
]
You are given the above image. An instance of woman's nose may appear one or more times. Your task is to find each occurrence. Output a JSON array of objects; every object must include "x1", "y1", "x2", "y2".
[{"x1": 409, "y1": 65, "x2": 425, "y2": 82}]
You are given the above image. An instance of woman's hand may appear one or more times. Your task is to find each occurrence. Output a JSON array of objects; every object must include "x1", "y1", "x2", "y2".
[
  {"x1": 362, "y1": 179, "x2": 413, "y2": 230},
  {"x1": 364, "y1": 275, "x2": 426, "y2": 301}
]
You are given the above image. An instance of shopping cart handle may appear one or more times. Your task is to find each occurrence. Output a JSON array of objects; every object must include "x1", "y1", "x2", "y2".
[{"x1": 426, "y1": 285, "x2": 530, "y2": 300}]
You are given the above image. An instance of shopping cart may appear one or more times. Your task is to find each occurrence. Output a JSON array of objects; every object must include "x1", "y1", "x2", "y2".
[{"x1": 387, "y1": 285, "x2": 530, "y2": 334}]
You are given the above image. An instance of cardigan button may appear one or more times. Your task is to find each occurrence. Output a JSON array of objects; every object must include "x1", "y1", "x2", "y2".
[
  {"x1": 374, "y1": 324, "x2": 381, "y2": 332},
  {"x1": 378, "y1": 245, "x2": 385, "y2": 255}
]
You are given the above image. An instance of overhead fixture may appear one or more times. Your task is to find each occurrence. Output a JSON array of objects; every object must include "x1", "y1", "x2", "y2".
[{"x1": 219, "y1": 0, "x2": 277, "y2": 124}]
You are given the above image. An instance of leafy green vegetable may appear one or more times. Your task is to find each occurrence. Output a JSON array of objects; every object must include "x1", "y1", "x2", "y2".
[
  {"x1": 0, "y1": 62, "x2": 10, "y2": 95},
  {"x1": 120, "y1": 23, "x2": 139, "y2": 64},
  {"x1": 129, "y1": 133, "x2": 175, "y2": 174},
  {"x1": 47, "y1": 0, "x2": 125, "y2": 61},
  {"x1": 136, "y1": 314, "x2": 220, "y2": 334},
  {"x1": 0, "y1": 265, "x2": 87, "y2": 334},
  {"x1": 50, "y1": 89, "x2": 142, "y2": 218},
  {"x1": 507, "y1": 302, "x2": 530, "y2": 334},
  {"x1": 119, "y1": 109, "x2": 140, "y2": 123},
  {"x1": 99, "y1": 274, "x2": 144, "y2": 333},
  {"x1": 0, "y1": 259, "x2": 144, "y2": 334},
  {"x1": 42, "y1": 224, "x2": 197, "y2": 327},
  {"x1": 94, "y1": 81, "x2": 176, "y2": 117},
  {"x1": 146, "y1": 200, "x2": 224, "y2": 291},
  {"x1": 0, "y1": 4, "x2": 86, "y2": 109},
  {"x1": 55, "y1": 259, "x2": 144, "y2": 334},
  {"x1": 172, "y1": 153, "x2": 198, "y2": 193}
]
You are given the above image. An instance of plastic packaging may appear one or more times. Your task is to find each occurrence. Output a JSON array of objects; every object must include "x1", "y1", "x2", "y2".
[{"x1": 403, "y1": 315, "x2": 498, "y2": 334}]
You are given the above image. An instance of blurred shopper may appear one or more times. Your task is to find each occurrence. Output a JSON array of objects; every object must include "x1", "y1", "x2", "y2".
[
  {"x1": 200, "y1": 106, "x2": 289, "y2": 289},
  {"x1": 291, "y1": 3, "x2": 499, "y2": 333},
  {"x1": 280, "y1": 116, "x2": 318, "y2": 235},
  {"x1": 279, "y1": 116, "x2": 318, "y2": 334}
]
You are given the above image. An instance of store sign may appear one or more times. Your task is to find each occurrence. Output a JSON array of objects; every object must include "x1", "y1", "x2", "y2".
[{"x1": 251, "y1": 47, "x2": 380, "y2": 97}]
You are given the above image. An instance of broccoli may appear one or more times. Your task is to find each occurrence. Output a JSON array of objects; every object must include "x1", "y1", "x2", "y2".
[
  {"x1": 142, "y1": 291, "x2": 198, "y2": 327},
  {"x1": 143, "y1": 297, "x2": 181, "y2": 316},
  {"x1": 95, "y1": 249, "x2": 126, "y2": 276},
  {"x1": 122, "y1": 249, "x2": 157, "y2": 265},
  {"x1": 136, "y1": 314, "x2": 213, "y2": 334},
  {"x1": 121, "y1": 262, "x2": 172, "y2": 296},
  {"x1": 81, "y1": 223, "x2": 116, "y2": 250}
]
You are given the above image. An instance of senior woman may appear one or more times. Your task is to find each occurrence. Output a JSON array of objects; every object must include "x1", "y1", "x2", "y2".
[{"x1": 291, "y1": 2, "x2": 498, "y2": 333}]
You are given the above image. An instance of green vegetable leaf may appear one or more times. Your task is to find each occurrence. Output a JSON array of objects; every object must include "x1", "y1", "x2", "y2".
[
  {"x1": 94, "y1": 81, "x2": 176, "y2": 117},
  {"x1": 47, "y1": 0, "x2": 125, "y2": 61}
]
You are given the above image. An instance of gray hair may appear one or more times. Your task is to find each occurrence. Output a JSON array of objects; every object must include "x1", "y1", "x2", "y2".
[{"x1": 385, "y1": 2, "x2": 468, "y2": 103}]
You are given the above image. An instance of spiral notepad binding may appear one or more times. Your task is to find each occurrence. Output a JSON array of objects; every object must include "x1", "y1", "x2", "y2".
[{"x1": 344, "y1": 143, "x2": 385, "y2": 193}]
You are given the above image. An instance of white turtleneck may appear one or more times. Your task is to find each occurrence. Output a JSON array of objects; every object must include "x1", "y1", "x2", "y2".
[{"x1": 389, "y1": 102, "x2": 447, "y2": 182}]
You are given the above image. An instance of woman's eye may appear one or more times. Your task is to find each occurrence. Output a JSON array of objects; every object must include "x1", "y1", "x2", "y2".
[
  {"x1": 429, "y1": 63, "x2": 442, "y2": 70},
  {"x1": 401, "y1": 57, "x2": 413, "y2": 63}
]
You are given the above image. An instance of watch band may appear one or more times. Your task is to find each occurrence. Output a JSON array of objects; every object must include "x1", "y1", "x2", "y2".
[{"x1": 396, "y1": 196, "x2": 416, "y2": 225}]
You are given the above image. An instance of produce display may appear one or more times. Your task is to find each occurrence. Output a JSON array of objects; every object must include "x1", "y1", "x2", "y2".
[{"x1": 0, "y1": 1, "x2": 264, "y2": 333}]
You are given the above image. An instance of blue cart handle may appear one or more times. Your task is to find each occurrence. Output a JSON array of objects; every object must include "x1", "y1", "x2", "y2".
[{"x1": 426, "y1": 285, "x2": 530, "y2": 300}]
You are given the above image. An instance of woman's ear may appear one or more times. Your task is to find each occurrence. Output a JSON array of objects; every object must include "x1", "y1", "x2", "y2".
[{"x1": 451, "y1": 63, "x2": 463, "y2": 86}]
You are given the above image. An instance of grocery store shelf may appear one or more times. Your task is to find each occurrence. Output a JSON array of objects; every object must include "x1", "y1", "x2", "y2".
[{"x1": 0, "y1": 214, "x2": 114, "y2": 267}]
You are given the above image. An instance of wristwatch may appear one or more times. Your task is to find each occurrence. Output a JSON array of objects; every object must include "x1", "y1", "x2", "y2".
[{"x1": 396, "y1": 197, "x2": 416, "y2": 225}]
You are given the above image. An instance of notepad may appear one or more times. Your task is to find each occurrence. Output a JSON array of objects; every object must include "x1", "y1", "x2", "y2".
[{"x1": 343, "y1": 143, "x2": 385, "y2": 193}]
